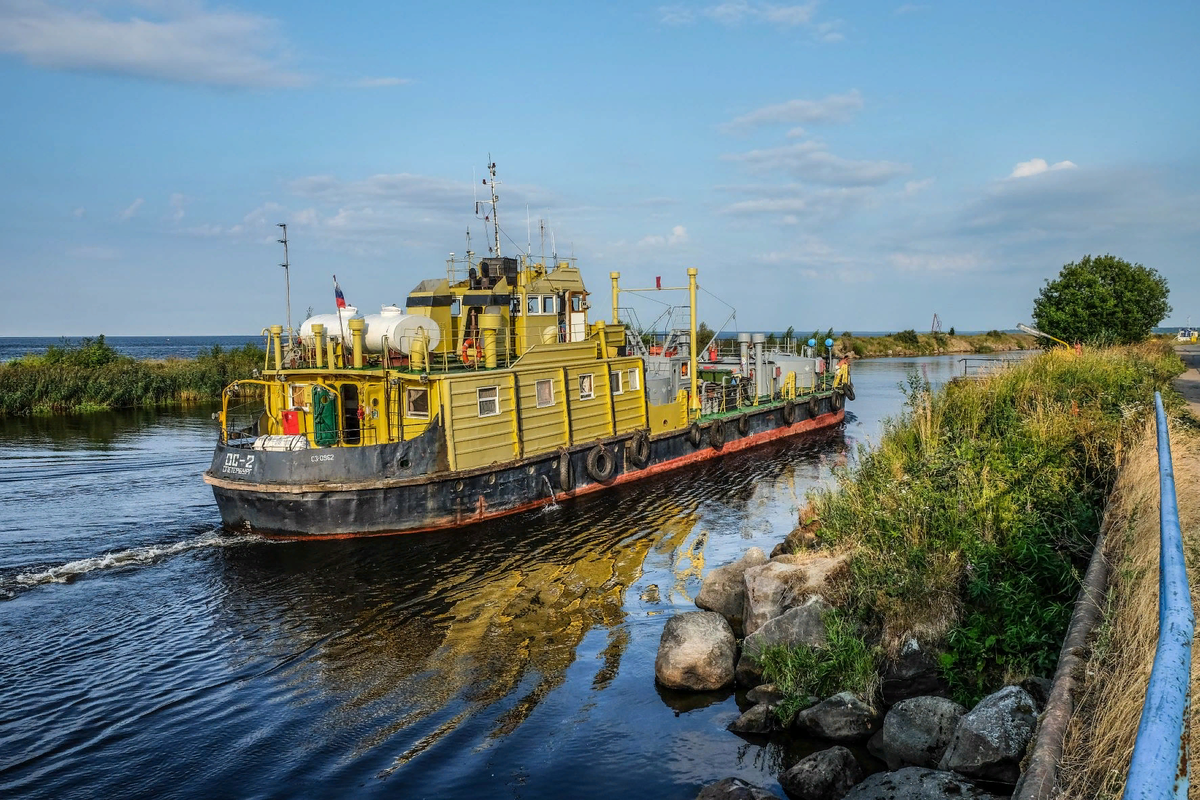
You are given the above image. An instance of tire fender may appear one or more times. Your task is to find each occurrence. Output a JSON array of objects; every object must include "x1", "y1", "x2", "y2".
[{"x1": 586, "y1": 445, "x2": 616, "y2": 482}]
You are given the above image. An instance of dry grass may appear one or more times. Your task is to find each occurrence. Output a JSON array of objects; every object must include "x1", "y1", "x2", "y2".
[{"x1": 1058, "y1": 418, "x2": 1200, "y2": 799}]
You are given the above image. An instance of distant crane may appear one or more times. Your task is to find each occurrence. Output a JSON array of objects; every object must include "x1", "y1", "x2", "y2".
[{"x1": 931, "y1": 313, "x2": 943, "y2": 334}]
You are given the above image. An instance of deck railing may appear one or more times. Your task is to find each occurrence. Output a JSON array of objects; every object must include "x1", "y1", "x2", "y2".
[{"x1": 1123, "y1": 392, "x2": 1193, "y2": 800}]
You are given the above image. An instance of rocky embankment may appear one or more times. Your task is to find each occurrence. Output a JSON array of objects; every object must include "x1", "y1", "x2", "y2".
[{"x1": 657, "y1": 545, "x2": 1047, "y2": 800}]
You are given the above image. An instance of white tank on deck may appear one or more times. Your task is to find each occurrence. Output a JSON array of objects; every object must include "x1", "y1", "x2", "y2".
[
  {"x1": 362, "y1": 305, "x2": 442, "y2": 355},
  {"x1": 299, "y1": 306, "x2": 362, "y2": 343}
]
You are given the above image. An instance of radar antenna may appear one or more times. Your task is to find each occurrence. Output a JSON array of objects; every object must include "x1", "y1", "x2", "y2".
[{"x1": 277, "y1": 223, "x2": 293, "y2": 346}]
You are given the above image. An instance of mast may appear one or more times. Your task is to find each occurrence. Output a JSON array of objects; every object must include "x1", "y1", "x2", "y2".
[
  {"x1": 277, "y1": 223, "x2": 293, "y2": 346},
  {"x1": 487, "y1": 158, "x2": 501, "y2": 257}
]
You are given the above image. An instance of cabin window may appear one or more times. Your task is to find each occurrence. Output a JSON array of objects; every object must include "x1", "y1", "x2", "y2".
[
  {"x1": 572, "y1": 295, "x2": 583, "y2": 312},
  {"x1": 290, "y1": 383, "x2": 309, "y2": 409},
  {"x1": 450, "y1": 299, "x2": 462, "y2": 316},
  {"x1": 477, "y1": 386, "x2": 500, "y2": 417},
  {"x1": 610, "y1": 371, "x2": 623, "y2": 395},
  {"x1": 535, "y1": 379, "x2": 555, "y2": 408},
  {"x1": 542, "y1": 295, "x2": 556, "y2": 314},
  {"x1": 626, "y1": 368, "x2": 640, "y2": 391},
  {"x1": 527, "y1": 296, "x2": 540, "y2": 314},
  {"x1": 578, "y1": 373, "x2": 595, "y2": 400},
  {"x1": 405, "y1": 387, "x2": 430, "y2": 418}
]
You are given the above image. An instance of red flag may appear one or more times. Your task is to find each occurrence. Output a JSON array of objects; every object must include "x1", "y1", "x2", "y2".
[
  {"x1": 655, "y1": 276, "x2": 661, "y2": 289},
  {"x1": 333, "y1": 275, "x2": 347, "y2": 309}
]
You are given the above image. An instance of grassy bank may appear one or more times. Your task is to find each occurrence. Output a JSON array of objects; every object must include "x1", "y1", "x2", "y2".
[
  {"x1": 0, "y1": 336, "x2": 264, "y2": 415},
  {"x1": 766, "y1": 342, "x2": 1184, "y2": 707},
  {"x1": 836, "y1": 330, "x2": 1037, "y2": 358}
]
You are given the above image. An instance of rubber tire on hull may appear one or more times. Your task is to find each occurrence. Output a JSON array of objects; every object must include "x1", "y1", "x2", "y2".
[
  {"x1": 782, "y1": 400, "x2": 797, "y2": 425},
  {"x1": 688, "y1": 423, "x2": 703, "y2": 448},
  {"x1": 737, "y1": 414, "x2": 749, "y2": 436},
  {"x1": 558, "y1": 449, "x2": 572, "y2": 490},
  {"x1": 844, "y1": 382, "x2": 856, "y2": 401},
  {"x1": 586, "y1": 445, "x2": 617, "y2": 482},
  {"x1": 832, "y1": 391, "x2": 845, "y2": 411},
  {"x1": 808, "y1": 396, "x2": 820, "y2": 417},
  {"x1": 628, "y1": 431, "x2": 651, "y2": 467},
  {"x1": 709, "y1": 420, "x2": 726, "y2": 449}
]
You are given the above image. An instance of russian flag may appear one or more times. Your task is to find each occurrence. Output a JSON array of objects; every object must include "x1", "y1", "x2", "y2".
[{"x1": 333, "y1": 275, "x2": 347, "y2": 309}]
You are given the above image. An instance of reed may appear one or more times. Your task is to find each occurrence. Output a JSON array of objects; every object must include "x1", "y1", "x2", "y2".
[
  {"x1": 786, "y1": 342, "x2": 1184, "y2": 705},
  {"x1": 0, "y1": 336, "x2": 265, "y2": 415},
  {"x1": 838, "y1": 330, "x2": 1035, "y2": 358}
]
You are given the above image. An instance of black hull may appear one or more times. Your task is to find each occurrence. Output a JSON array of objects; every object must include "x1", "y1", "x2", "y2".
[{"x1": 207, "y1": 396, "x2": 845, "y2": 537}]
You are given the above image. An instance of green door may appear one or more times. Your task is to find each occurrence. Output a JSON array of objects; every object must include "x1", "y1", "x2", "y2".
[{"x1": 312, "y1": 386, "x2": 338, "y2": 447}]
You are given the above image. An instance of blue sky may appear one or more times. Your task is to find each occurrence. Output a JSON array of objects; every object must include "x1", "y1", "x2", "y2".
[{"x1": 1, "y1": 0, "x2": 1197, "y2": 335}]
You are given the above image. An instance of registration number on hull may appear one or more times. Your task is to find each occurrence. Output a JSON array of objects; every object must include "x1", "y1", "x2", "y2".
[{"x1": 221, "y1": 453, "x2": 255, "y2": 476}]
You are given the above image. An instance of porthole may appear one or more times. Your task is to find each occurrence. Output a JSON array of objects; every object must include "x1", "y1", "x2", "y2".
[
  {"x1": 487, "y1": 473, "x2": 496, "y2": 485},
  {"x1": 454, "y1": 480, "x2": 464, "y2": 492}
]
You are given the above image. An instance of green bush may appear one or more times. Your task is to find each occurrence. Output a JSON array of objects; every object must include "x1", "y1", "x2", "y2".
[{"x1": 895, "y1": 329, "x2": 920, "y2": 348}]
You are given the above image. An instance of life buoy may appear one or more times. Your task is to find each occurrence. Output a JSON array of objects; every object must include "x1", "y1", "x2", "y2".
[
  {"x1": 558, "y1": 449, "x2": 572, "y2": 490},
  {"x1": 687, "y1": 422, "x2": 702, "y2": 448},
  {"x1": 460, "y1": 337, "x2": 479, "y2": 365},
  {"x1": 844, "y1": 382, "x2": 856, "y2": 401},
  {"x1": 628, "y1": 431, "x2": 651, "y2": 467},
  {"x1": 832, "y1": 391, "x2": 845, "y2": 411},
  {"x1": 709, "y1": 420, "x2": 726, "y2": 449},
  {"x1": 586, "y1": 445, "x2": 616, "y2": 482},
  {"x1": 808, "y1": 395, "x2": 820, "y2": 417},
  {"x1": 737, "y1": 414, "x2": 749, "y2": 436},
  {"x1": 782, "y1": 400, "x2": 797, "y2": 425}
]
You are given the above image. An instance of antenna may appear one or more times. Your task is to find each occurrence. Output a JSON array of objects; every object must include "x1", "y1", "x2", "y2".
[
  {"x1": 277, "y1": 223, "x2": 293, "y2": 346},
  {"x1": 526, "y1": 204, "x2": 531, "y2": 256},
  {"x1": 540, "y1": 218, "x2": 546, "y2": 266},
  {"x1": 487, "y1": 157, "x2": 501, "y2": 258}
]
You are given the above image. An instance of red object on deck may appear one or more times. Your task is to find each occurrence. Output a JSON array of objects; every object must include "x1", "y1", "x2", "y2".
[{"x1": 281, "y1": 410, "x2": 300, "y2": 436}]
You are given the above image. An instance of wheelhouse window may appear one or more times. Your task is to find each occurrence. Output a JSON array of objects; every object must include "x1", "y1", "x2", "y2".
[
  {"x1": 528, "y1": 296, "x2": 540, "y2": 315},
  {"x1": 610, "y1": 371, "x2": 623, "y2": 395},
  {"x1": 405, "y1": 387, "x2": 429, "y2": 418},
  {"x1": 626, "y1": 368, "x2": 640, "y2": 391},
  {"x1": 542, "y1": 295, "x2": 556, "y2": 314},
  {"x1": 571, "y1": 294, "x2": 583, "y2": 312},
  {"x1": 477, "y1": 386, "x2": 500, "y2": 417},
  {"x1": 578, "y1": 374, "x2": 595, "y2": 400},
  {"x1": 535, "y1": 378, "x2": 555, "y2": 408}
]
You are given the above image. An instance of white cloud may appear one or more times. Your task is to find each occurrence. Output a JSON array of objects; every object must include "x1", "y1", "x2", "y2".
[
  {"x1": 786, "y1": 126, "x2": 806, "y2": 138},
  {"x1": 0, "y1": 0, "x2": 306, "y2": 88},
  {"x1": 351, "y1": 76, "x2": 413, "y2": 88},
  {"x1": 659, "y1": 1, "x2": 839, "y2": 38},
  {"x1": 889, "y1": 251, "x2": 983, "y2": 273},
  {"x1": 72, "y1": 206, "x2": 85, "y2": 218},
  {"x1": 894, "y1": 3, "x2": 930, "y2": 15},
  {"x1": 669, "y1": 225, "x2": 688, "y2": 244},
  {"x1": 1008, "y1": 158, "x2": 1078, "y2": 179},
  {"x1": 169, "y1": 192, "x2": 186, "y2": 221},
  {"x1": 903, "y1": 177, "x2": 935, "y2": 196},
  {"x1": 120, "y1": 197, "x2": 144, "y2": 220},
  {"x1": 639, "y1": 224, "x2": 689, "y2": 247},
  {"x1": 723, "y1": 140, "x2": 911, "y2": 186},
  {"x1": 721, "y1": 90, "x2": 863, "y2": 133}
]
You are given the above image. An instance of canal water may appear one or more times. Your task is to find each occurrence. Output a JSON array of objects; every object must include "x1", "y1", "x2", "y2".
[{"x1": 0, "y1": 353, "x2": 1030, "y2": 800}]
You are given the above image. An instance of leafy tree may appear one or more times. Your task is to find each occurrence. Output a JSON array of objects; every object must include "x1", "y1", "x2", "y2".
[
  {"x1": 948, "y1": 326, "x2": 956, "y2": 337},
  {"x1": 1032, "y1": 254, "x2": 1170, "y2": 346},
  {"x1": 784, "y1": 325, "x2": 795, "y2": 342},
  {"x1": 696, "y1": 320, "x2": 715, "y2": 349}
]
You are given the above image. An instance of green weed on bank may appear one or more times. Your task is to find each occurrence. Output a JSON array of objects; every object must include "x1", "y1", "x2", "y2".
[
  {"x1": 793, "y1": 343, "x2": 1183, "y2": 705},
  {"x1": 0, "y1": 337, "x2": 265, "y2": 415}
]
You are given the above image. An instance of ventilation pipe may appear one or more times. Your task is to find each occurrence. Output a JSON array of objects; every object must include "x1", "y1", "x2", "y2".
[
  {"x1": 312, "y1": 323, "x2": 325, "y2": 368},
  {"x1": 752, "y1": 333, "x2": 766, "y2": 398}
]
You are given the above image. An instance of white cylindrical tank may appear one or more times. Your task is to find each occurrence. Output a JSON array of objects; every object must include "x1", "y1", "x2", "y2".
[
  {"x1": 362, "y1": 306, "x2": 442, "y2": 355},
  {"x1": 300, "y1": 306, "x2": 361, "y2": 344}
]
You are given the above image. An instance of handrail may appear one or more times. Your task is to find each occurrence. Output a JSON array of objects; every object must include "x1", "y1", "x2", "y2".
[{"x1": 1123, "y1": 392, "x2": 1193, "y2": 800}]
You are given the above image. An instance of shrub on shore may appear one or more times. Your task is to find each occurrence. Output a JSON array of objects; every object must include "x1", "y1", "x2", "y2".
[
  {"x1": 0, "y1": 338, "x2": 265, "y2": 415},
  {"x1": 781, "y1": 342, "x2": 1183, "y2": 705}
]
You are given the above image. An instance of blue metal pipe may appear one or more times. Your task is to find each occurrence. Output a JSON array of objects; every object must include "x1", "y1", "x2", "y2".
[{"x1": 1123, "y1": 392, "x2": 1193, "y2": 800}]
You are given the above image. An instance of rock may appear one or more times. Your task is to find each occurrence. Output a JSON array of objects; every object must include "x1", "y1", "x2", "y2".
[
  {"x1": 728, "y1": 702, "x2": 778, "y2": 734},
  {"x1": 743, "y1": 560, "x2": 810, "y2": 635},
  {"x1": 744, "y1": 596, "x2": 831, "y2": 655},
  {"x1": 841, "y1": 767, "x2": 999, "y2": 800},
  {"x1": 655, "y1": 611, "x2": 737, "y2": 691},
  {"x1": 938, "y1": 685, "x2": 1038, "y2": 783},
  {"x1": 696, "y1": 548, "x2": 768, "y2": 636},
  {"x1": 735, "y1": 652, "x2": 766, "y2": 688},
  {"x1": 696, "y1": 777, "x2": 780, "y2": 800},
  {"x1": 873, "y1": 696, "x2": 967, "y2": 770},
  {"x1": 794, "y1": 692, "x2": 883, "y2": 743},
  {"x1": 1019, "y1": 676, "x2": 1053, "y2": 712},
  {"x1": 879, "y1": 638, "x2": 949, "y2": 705},
  {"x1": 779, "y1": 746, "x2": 863, "y2": 800},
  {"x1": 746, "y1": 683, "x2": 785, "y2": 706}
]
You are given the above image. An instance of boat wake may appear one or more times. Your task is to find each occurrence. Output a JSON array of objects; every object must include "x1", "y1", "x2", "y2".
[{"x1": 3, "y1": 531, "x2": 266, "y2": 597}]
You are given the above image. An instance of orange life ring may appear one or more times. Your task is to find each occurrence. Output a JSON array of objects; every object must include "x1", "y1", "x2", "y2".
[{"x1": 461, "y1": 337, "x2": 480, "y2": 365}]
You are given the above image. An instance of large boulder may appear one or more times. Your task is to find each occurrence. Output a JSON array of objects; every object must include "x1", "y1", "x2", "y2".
[
  {"x1": 728, "y1": 702, "x2": 778, "y2": 734},
  {"x1": 746, "y1": 683, "x2": 786, "y2": 706},
  {"x1": 871, "y1": 696, "x2": 966, "y2": 770},
  {"x1": 779, "y1": 746, "x2": 863, "y2": 800},
  {"x1": 744, "y1": 596, "x2": 832, "y2": 655},
  {"x1": 735, "y1": 652, "x2": 766, "y2": 688},
  {"x1": 841, "y1": 767, "x2": 999, "y2": 800},
  {"x1": 879, "y1": 638, "x2": 948, "y2": 705},
  {"x1": 938, "y1": 685, "x2": 1038, "y2": 783},
  {"x1": 743, "y1": 559, "x2": 810, "y2": 635},
  {"x1": 696, "y1": 777, "x2": 780, "y2": 800},
  {"x1": 696, "y1": 547, "x2": 768, "y2": 636},
  {"x1": 794, "y1": 692, "x2": 882, "y2": 743},
  {"x1": 655, "y1": 611, "x2": 737, "y2": 691}
]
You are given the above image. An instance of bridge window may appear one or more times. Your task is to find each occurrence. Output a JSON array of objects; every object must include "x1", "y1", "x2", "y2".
[
  {"x1": 527, "y1": 295, "x2": 540, "y2": 315},
  {"x1": 477, "y1": 386, "x2": 500, "y2": 417},
  {"x1": 542, "y1": 295, "x2": 556, "y2": 314},
  {"x1": 626, "y1": 368, "x2": 640, "y2": 391},
  {"x1": 405, "y1": 388, "x2": 429, "y2": 419},
  {"x1": 578, "y1": 373, "x2": 594, "y2": 400},
  {"x1": 610, "y1": 371, "x2": 623, "y2": 395},
  {"x1": 535, "y1": 379, "x2": 555, "y2": 408}
]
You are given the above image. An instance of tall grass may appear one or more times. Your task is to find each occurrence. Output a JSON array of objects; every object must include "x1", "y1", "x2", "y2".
[
  {"x1": 839, "y1": 330, "x2": 1035, "y2": 358},
  {"x1": 800, "y1": 343, "x2": 1184, "y2": 704},
  {"x1": 0, "y1": 336, "x2": 265, "y2": 415}
]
